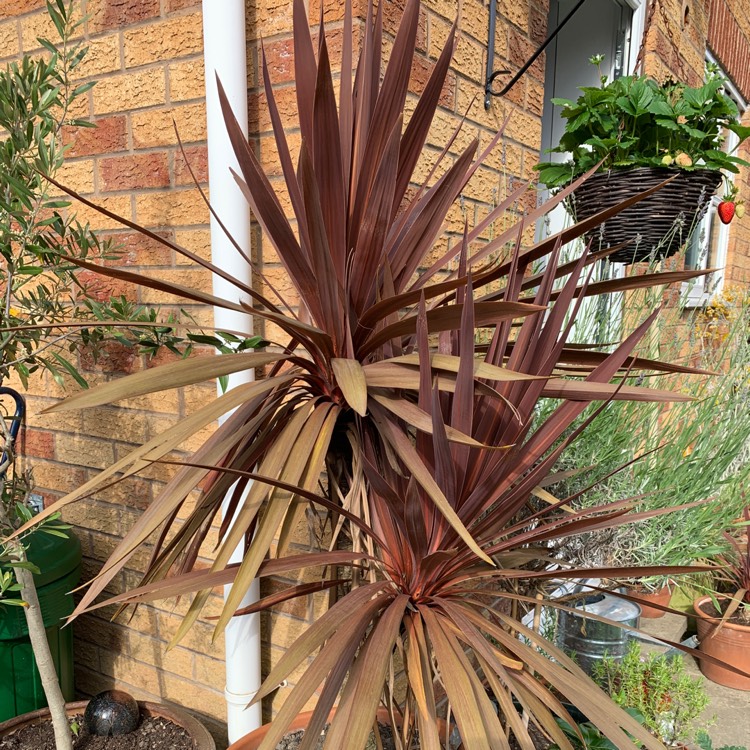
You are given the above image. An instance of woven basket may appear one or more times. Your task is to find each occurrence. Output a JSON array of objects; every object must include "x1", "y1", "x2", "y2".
[{"x1": 568, "y1": 167, "x2": 721, "y2": 264}]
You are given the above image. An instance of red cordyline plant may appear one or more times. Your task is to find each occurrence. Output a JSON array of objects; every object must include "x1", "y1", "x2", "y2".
[
  {"x1": 11, "y1": 0, "x2": 719, "y2": 747},
  {"x1": 714, "y1": 506, "x2": 750, "y2": 609}
]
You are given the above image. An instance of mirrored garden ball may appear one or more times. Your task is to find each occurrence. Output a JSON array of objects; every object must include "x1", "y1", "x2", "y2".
[{"x1": 83, "y1": 690, "x2": 140, "y2": 736}]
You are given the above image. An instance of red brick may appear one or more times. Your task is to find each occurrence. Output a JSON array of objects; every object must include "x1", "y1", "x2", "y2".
[
  {"x1": 167, "y1": 0, "x2": 201, "y2": 9},
  {"x1": 99, "y1": 153, "x2": 170, "y2": 191},
  {"x1": 89, "y1": 0, "x2": 160, "y2": 32},
  {"x1": 261, "y1": 37, "x2": 296, "y2": 84},
  {"x1": 63, "y1": 117, "x2": 128, "y2": 158},
  {"x1": 79, "y1": 341, "x2": 140, "y2": 375},
  {"x1": 75, "y1": 269, "x2": 137, "y2": 303},
  {"x1": 410, "y1": 53, "x2": 456, "y2": 110},
  {"x1": 529, "y1": 4, "x2": 547, "y2": 45},
  {"x1": 174, "y1": 145, "x2": 208, "y2": 186},
  {"x1": 25, "y1": 429, "x2": 54, "y2": 459},
  {"x1": 103, "y1": 231, "x2": 174, "y2": 266},
  {"x1": 0, "y1": 0, "x2": 44, "y2": 20}
]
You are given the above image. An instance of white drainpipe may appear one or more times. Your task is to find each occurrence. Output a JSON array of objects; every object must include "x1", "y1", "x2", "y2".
[{"x1": 202, "y1": 3, "x2": 262, "y2": 742}]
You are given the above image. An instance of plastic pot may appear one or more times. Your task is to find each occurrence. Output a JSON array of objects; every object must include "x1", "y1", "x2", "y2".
[{"x1": 0, "y1": 529, "x2": 81, "y2": 721}]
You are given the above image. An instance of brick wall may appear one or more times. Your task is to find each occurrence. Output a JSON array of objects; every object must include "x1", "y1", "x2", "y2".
[
  {"x1": 708, "y1": 0, "x2": 750, "y2": 100},
  {"x1": 0, "y1": 0, "x2": 227, "y2": 741}
]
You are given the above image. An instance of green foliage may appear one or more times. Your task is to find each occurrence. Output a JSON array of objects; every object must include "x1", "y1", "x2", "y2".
[
  {"x1": 536, "y1": 64, "x2": 750, "y2": 188},
  {"x1": 550, "y1": 708, "x2": 645, "y2": 750},
  {"x1": 545, "y1": 290, "x2": 750, "y2": 583},
  {"x1": 593, "y1": 642, "x2": 711, "y2": 746},
  {"x1": 0, "y1": 0, "x2": 261, "y2": 389}
]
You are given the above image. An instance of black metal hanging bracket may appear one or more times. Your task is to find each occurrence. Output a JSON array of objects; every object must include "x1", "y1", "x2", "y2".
[{"x1": 484, "y1": 0, "x2": 590, "y2": 110}]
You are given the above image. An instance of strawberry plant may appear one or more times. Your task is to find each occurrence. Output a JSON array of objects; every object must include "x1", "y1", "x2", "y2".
[{"x1": 537, "y1": 63, "x2": 750, "y2": 189}]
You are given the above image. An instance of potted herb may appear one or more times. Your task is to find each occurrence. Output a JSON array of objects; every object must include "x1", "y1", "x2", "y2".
[
  {"x1": 694, "y1": 507, "x2": 750, "y2": 690},
  {"x1": 536, "y1": 61, "x2": 750, "y2": 263},
  {"x1": 593, "y1": 642, "x2": 711, "y2": 748},
  {"x1": 10, "y1": 0, "x2": 723, "y2": 747}
]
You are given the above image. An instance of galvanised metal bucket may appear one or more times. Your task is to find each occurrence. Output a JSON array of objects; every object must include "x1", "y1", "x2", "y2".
[{"x1": 556, "y1": 593, "x2": 641, "y2": 676}]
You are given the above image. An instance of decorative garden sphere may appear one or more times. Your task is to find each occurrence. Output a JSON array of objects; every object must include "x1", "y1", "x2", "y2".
[{"x1": 83, "y1": 690, "x2": 140, "y2": 736}]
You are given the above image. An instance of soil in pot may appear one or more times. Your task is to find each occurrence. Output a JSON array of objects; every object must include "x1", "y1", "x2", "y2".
[
  {"x1": 273, "y1": 722, "x2": 417, "y2": 750},
  {"x1": 508, "y1": 724, "x2": 550, "y2": 749},
  {"x1": 0, "y1": 713, "x2": 194, "y2": 750},
  {"x1": 267, "y1": 721, "x2": 552, "y2": 750}
]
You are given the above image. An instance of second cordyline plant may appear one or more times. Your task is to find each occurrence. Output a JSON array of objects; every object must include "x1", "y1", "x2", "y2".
[{"x1": 9, "y1": 0, "x2": 734, "y2": 748}]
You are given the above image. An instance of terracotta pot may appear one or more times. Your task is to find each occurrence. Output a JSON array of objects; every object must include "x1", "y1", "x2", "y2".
[
  {"x1": 0, "y1": 699, "x2": 215, "y2": 750},
  {"x1": 228, "y1": 707, "x2": 447, "y2": 750},
  {"x1": 694, "y1": 595, "x2": 750, "y2": 690},
  {"x1": 627, "y1": 585, "x2": 672, "y2": 619}
]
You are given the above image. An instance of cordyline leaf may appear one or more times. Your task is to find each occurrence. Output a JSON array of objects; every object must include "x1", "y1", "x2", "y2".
[
  {"x1": 387, "y1": 353, "x2": 545, "y2": 382},
  {"x1": 72, "y1": 552, "x2": 368, "y2": 613},
  {"x1": 331, "y1": 358, "x2": 368, "y2": 416},
  {"x1": 221, "y1": 579, "x2": 347, "y2": 618},
  {"x1": 43, "y1": 351, "x2": 286, "y2": 412},
  {"x1": 360, "y1": 300, "x2": 545, "y2": 356},
  {"x1": 371, "y1": 405, "x2": 492, "y2": 564},
  {"x1": 64, "y1": 398, "x2": 275, "y2": 619},
  {"x1": 403, "y1": 615, "x2": 441, "y2": 750},
  {"x1": 173, "y1": 432, "x2": 314, "y2": 644},
  {"x1": 370, "y1": 392, "x2": 499, "y2": 448},
  {"x1": 254, "y1": 582, "x2": 391, "y2": 704},
  {"x1": 395, "y1": 20, "x2": 457, "y2": 211},
  {"x1": 546, "y1": 346, "x2": 717, "y2": 377},
  {"x1": 42, "y1": 174, "x2": 260, "y2": 304},
  {"x1": 541, "y1": 378, "x2": 695, "y2": 402},
  {"x1": 256, "y1": 590, "x2": 391, "y2": 750},
  {"x1": 203, "y1": 403, "x2": 340, "y2": 642},
  {"x1": 364, "y1": 362, "x2": 504, "y2": 397},
  {"x1": 546, "y1": 267, "x2": 718, "y2": 302},
  {"x1": 323, "y1": 595, "x2": 409, "y2": 750},
  {"x1": 420, "y1": 606, "x2": 496, "y2": 750},
  {"x1": 60, "y1": 254, "x2": 247, "y2": 313},
  {"x1": 9, "y1": 377, "x2": 293, "y2": 542},
  {"x1": 471, "y1": 174, "x2": 680, "y2": 292}
]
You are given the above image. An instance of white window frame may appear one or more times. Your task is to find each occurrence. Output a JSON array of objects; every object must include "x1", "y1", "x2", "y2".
[{"x1": 682, "y1": 53, "x2": 747, "y2": 307}]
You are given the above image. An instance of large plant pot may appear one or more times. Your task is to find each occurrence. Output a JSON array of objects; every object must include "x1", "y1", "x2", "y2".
[
  {"x1": 569, "y1": 167, "x2": 721, "y2": 264},
  {"x1": 228, "y1": 708, "x2": 447, "y2": 750},
  {"x1": 0, "y1": 700, "x2": 215, "y2": 750},
  {"x1": 0, "y1": 529, "x2": 81, "y2": 721},
  {"x1": 694, "y1": 595, "x2": 750, "y2": 690}
]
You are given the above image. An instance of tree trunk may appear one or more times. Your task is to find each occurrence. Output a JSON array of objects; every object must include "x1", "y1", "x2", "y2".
[{"x1": 12, "y1": 541, "x2": 73, "y2": 750}]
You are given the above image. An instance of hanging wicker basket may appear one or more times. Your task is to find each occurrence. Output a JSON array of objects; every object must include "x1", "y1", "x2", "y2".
[{"x1": 568, "y1": 167, "x2": 722, "y2": 264}]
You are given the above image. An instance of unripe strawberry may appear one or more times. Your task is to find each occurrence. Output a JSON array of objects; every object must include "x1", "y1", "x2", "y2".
[
  {"x1": 661, "y1": 154, "x2": 674, "y2": 166},
  {"x1": 674, "y1": 152, "x2": 693, "y2": 167},
  {"x1": 736, "y1": 203, "x2": 745, "y2": 219}
]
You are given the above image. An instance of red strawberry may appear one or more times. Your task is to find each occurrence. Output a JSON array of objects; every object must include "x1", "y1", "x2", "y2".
[{"x1": 718, "y1": 200, "x2": 736, "y2": 224}]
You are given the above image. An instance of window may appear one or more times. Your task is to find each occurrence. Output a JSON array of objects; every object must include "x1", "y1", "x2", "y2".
[
  {"x1": 683, "y1": 57, "x2": 747, "y2": 306},
  {"x1": 538, "y1": 0, "x2": 645, "y2": 240}
]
